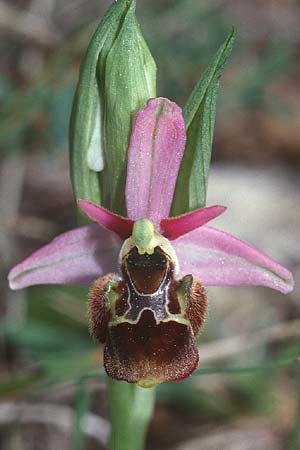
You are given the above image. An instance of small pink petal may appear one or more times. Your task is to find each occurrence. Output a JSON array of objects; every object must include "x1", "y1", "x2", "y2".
[
  {"x1": 125, "y1": 97, "x2": 186, "y2": 225},
  {"x1": 78, "y1": 200, "x2": 134, "y2": 239},
  {"x1": 8, "y1": 224, "x2": 122, "y2": 290},
  {"x1": 160, "y1": 205, "x2": 226, "y2": 239},
  {"x1": 173, "y1": 226, "x2": 294, "y2": 294}
]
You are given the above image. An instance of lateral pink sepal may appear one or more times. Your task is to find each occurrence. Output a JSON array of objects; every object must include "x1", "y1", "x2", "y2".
[
  {"x1": 8, "y1": 224, "x2": 122, "y2": 289},
  {"x1": 173, "y1": 226, "x2": 294, "y2": 294}
]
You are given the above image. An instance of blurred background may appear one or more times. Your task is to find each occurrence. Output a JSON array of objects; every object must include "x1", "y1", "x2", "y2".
[{"x1": 1, "y1": 0, "x2": 300, "y2": 449}]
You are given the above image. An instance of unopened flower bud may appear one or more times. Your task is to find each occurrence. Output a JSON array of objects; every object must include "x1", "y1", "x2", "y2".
[{"x1": 70, "y1": 0, "x2": 156, "y2": 221}]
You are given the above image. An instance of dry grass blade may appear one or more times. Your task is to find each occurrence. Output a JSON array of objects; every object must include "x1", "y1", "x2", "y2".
[
  {"x1": 0, "y1": 402, "x2": 109, "y2": 446},
  {"x1": 199, "y1": 319, "x2": 300, "y2": 364}
]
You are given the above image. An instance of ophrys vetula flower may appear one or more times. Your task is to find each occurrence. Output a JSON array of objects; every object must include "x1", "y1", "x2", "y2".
[{"x1": 9, "y1": 98, "x2": 294, "y2": 387}]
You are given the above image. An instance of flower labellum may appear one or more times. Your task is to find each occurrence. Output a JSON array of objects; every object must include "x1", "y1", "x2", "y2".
[{"x1": 89, "y1": 219, "x2": 207, "y2": 387}]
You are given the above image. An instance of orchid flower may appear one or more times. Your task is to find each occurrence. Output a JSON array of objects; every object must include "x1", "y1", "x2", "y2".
[{"x1": 8, "y1": 98, "x2": 294, "y2": 388}]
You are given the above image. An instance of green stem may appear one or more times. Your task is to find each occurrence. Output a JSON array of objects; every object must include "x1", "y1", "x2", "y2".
[
  {"x1": 108, "y1": 379, "x2": 156, "y2": 450},
  {"x1": 71, "y1": 383, "x2": 90, "y2": 450}
]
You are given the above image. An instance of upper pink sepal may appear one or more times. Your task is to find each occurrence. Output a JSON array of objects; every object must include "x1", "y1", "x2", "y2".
[
  {"x1": 173, "y1": 226, "x2": 294, "y2": 294},
  {"x1": 8, "y1": 224, "x2": 122, "y2": 290},
  {"x1": 125, "y1": 97, "x2": 186, "y2": 225},
  {"x1": 78, "y1": 200, "x2": 134, "y2": 239},
  {"x1": 160, "y1": 205, "x2": 226, "y2": 240}
]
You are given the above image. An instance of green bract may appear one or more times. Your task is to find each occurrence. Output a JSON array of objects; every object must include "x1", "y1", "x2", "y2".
[
  {"x1": 171, "y1": 27, "x2": 235, "y2": 215},
  {"x1": 69, "y1": 0, "x2": 156, "y2": 220},
  {"x1": 102, "y1": 4, "x2": 156, "y2": 215}
]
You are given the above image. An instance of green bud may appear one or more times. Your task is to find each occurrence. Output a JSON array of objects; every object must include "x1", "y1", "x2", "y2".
[
  {"x1": 70, "y1": 0, "x2": 129, "y2": 222},
  {"x1": 69, "y1": 0, "x2": 156, "y2": 222},
  {"x1": 102, "y1": 3, "x2": 156, "y2": 215},
  {"x1": 171, "y1": 27, "x2": 235, "y2": 216}
]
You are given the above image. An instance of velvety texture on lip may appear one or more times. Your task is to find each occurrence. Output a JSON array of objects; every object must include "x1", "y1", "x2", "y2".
[
  {"x1": 88, "y1": 245, "x2": 207, "y2": 385},
  {"x1": 104, "y1": 310, "x2": 199, "y2": 385},
  {"x1": 125, "y1": 97, "x2": 186, "y2": 225}
]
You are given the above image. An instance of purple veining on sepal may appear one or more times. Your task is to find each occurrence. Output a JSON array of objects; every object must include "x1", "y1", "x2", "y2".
[
  {"x1": 8, "y1": 224, "x2": 122, "y2": 290},
  {"x1": 172, "y1": 226, "x2": 294, "y2": 294},
  {"x1": 126, "y1": 97, "x2": 186, "y2": 225}
]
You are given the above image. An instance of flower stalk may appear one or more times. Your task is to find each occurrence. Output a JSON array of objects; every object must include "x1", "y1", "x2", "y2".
[{"x1": 108, "y1": 380, "x2": 156, "y2": 450}]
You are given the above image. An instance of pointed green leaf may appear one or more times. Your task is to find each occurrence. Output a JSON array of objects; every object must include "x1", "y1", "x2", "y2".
[
  {"x1": 171, "y1": 27, "x2": 235, "y2": 215},
  {"x1": 71, "y1": 384, "x2": 90, "y2": 450}
]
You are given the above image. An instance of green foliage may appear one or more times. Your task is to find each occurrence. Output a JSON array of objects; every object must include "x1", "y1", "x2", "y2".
[
  {"x1": 69, "y1": 0, "x2": 130, "y2": 219},
  {"x1": 69, "y1": 0, "x2": 156, "y2": 218},
  {"x1": 171, "y1": 27, "x2": 235, "y2": 214},
  {"x1": 102, "y1": 6, "x2": 156, "y2": 215},
  {"x1": 108, "y1": 380, "x2": 156, "y2": 450},
  {"x1": 287, "y1": 366, "x2": 300, "y2": 450},
  {"x1": 236, "y1": 43, "x2": 292, "y2": 110},
  {"x1": 158, "y1": 378, "x2": 229, "y2": 419},
  {"x1": 0, "y1": 286, "x2": 99, "y2": 396},
  {"x1": 72, "y1": 384, "x2": 90, "y2": 450}
]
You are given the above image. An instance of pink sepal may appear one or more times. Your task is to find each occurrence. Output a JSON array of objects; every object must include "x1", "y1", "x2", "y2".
[
  {"x1": 125, "y1": 97, "x2": 186, "y2": 224},
  {"x1": 78, "y1": 200, "x2": 134, "y2": 239},
  {"x1": 8, "y1": 224, "x2": 122, "y2": 289},
  {"x1": 173, "y1": 226, "x2": 294, "y2": 294},
  {"x1": 160, "y1": 205, "x2": 226, "y2": 239}
]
